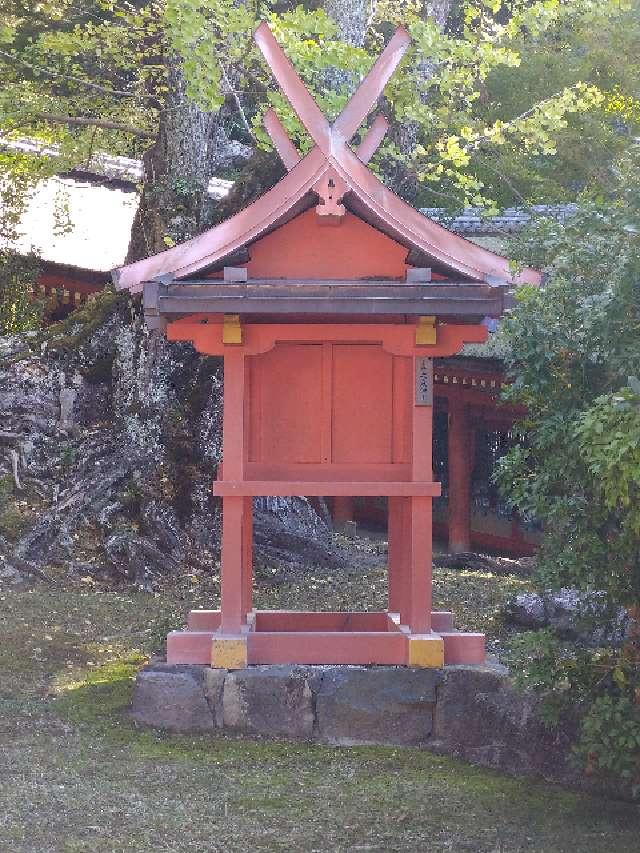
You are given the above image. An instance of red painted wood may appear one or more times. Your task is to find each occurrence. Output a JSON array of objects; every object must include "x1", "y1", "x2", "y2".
[
  {"x1": 186, "y1": 609, "x2": 450, "y2": 632},
  {"x1": 441, "y1": 631, "x2": 485, "y2": 665},
  {"x1": 332, "y1": 344, "x2": 394, "y2": 463},
  {"x1": 392, "y1": 357, "x2": 411, "y2": 463},
  {"x1": 254, "y1": 610, "x2": 391, "y2": 632},
  {"x1": 248, "y1": 343, "x2": 324, "y2": 464},
  {"x1": 212, "y1": 480, "x2": 441, "y2": 496},
  {"x1": 242, "y1": 496, "x2": 253, "y2": 620},
  {"x1": 387, "y1": 496, "x2": 407, "y2": 616},
  {"x1": 244, "y1": 462, "x2": 412, "y2": 481},
  {"x1": 431, "y1": 611, "x2": 454, "y2": 632},
  {"x1": 248, "y1": 631, "x2": 407, "y2": 665},
  {"x1": 407, "y1": 496, "x2": 433, "y2": 633},
  {"x1": 167, "y1": 319, "x2": 488, "y2": 359},
  {"x1": 222, "y1": 351, "x2": 245, "y2": 480},
  {"x1": 247, "y1": 209, "x2": 410, "y2": 280},
  {"x1": 167, "y1": 630, "x2": 213, "y2": 665},
  {"x1": 448, "y1": 399, "x2": 472, "y2": 553},
  {"x1": 220, "y1": 496, "x2": 245, "y2": 633},
  {"x1": 187, "y1": 611, "x2": 222, "y2": 631},
  {"x1": 164, "y1": 290, "x2": 486, "y2": 663},
  {"x1": 432, "y1": 521, "x2": 538, "y2": 557},
  {"x1": 168, "y1": 623, "x2": 484, "y2": 664},
  {"x1": 411, "y1": 356, "x2": 433, "y2": 480}
]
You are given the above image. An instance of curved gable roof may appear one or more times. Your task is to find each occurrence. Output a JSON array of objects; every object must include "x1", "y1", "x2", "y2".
[{"x1": 113, "y1": 25, "x2": 540, "y2": 293}]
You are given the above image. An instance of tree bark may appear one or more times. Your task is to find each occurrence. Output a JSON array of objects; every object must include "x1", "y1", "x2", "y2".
[
  {"x1": 324, "y1": 0, "x2": 371, "y2": 93},
  {"x1": 126, "y1": 58, "x2": 234, "y2": 262},
  {"x1": 385, "y1": 0, "x2": 454, "y2": 201}
]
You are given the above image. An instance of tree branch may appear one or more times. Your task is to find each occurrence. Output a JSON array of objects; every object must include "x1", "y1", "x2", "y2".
[
  {"x1": 0, "y1": 48, "x2": 161, "y2": 106},
  {"x1": 218, "y1": 61, "x2": 256, "y2": 142},
  {"x1": 34, "y1": 112, "x2": 154, "y2": 139}
]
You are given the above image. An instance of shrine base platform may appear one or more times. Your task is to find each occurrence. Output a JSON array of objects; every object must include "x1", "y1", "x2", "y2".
[
  {"x1": 165, "y1": 609, "x2": 485, "y2": 668},
  {"x1": 130, "y1": 658, "x2": 590, "y2": 791}
]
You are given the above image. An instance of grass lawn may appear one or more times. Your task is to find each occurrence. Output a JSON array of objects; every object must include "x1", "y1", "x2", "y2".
[{"x1": 1, "y1": 565, "x2": 639, "y2": 852}]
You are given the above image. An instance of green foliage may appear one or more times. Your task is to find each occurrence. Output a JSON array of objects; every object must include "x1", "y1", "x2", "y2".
[
  {"x1": 475, "y1": 0, "x2": 640, "y2": 205},
  {"x1": 507, "y1": 630, "x2": 640, "y2": 793},
  {"x1": 579, "y1": 695, "x2": 640, "y2": 786},
  {"x1": 1, "y1": 0, "x2": 638, "y2": 214},
  {"x1": 0, "y1": 249, "x2": 43, "y2": 334},
  {"x1": 497, "y1": 148, "x2": 640, "y2": 791},
  {"x1": 160, "y1": 0, "x2": 635, "y2": 208}
]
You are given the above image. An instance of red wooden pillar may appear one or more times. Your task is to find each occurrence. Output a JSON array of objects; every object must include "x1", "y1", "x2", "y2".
[
  {"x1": 407, "y1": 356, "x2": 433, "y2": 633},
  {"x1": 220, "y1": 349, "x2": 248, "y2": 634},
  {"x1": 388, "y1": 496, "x2": 409, "y2": 618},
  {"x1": 333, "y1": 496, "x2": 355, "y2": 525},
  {"x1": 220, "y1": 497, "x2": 244, "y2": 633},
  {"x1": 241, "y1": 495, "x2": 253, "y2": 620},
  {"x1": 448, "y1": 398, "x2": 472, "y2": 554}
]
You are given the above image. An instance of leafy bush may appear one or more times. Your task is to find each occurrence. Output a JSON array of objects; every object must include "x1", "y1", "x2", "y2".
[
  {"x1": 0, "y1": 250, "x2": 44, "y2": 335},
  {"x1": 497, "y1": 147, "x2": 640, "y2": 792}
]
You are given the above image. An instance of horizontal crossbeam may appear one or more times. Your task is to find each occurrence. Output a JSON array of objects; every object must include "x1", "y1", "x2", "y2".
[
  {"x1": 211, "y1": 480, "x2": 442, "y2": 496},
  {"x1": 143, "y1": 280, "x2": 504, "y2": 320}
]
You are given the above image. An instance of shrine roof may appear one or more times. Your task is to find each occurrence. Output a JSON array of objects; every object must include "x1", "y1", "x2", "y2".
[{"x1": 112, "y1": 23, "x2": 541, "y2": 296}]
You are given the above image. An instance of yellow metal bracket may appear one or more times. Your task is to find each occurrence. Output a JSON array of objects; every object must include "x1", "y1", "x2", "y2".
[
  {"x1": 408, "y1": 634, "x2": 444, "y2": 668},
  {"x1": 416, "y1": 316, "x2": 437, "y2": 345},
  {"x1": 212, "y1": 636, "x2": 248, "y2": 669},
  {"x1": 223, "y1": 314, "x2": 243, "y2": 345}
]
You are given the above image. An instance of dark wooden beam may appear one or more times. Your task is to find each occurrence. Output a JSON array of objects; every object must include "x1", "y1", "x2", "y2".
[{"x1": 143, "y1": 280, "x2": 504, "y2": 322}]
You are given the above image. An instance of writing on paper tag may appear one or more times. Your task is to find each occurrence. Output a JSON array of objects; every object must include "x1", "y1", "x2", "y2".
[{"x1": 415, "y1": 357, "x2": 433, "y2": 406}]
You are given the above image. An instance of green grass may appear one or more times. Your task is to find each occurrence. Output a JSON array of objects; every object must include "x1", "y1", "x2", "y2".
[{"x1": 1, "y1": 581, "x2": 639, "y2": 852}]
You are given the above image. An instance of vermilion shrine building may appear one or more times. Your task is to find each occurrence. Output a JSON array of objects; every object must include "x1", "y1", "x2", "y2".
[{"x1": 115, "y1": 24, "x2": 540, "y2": 669}]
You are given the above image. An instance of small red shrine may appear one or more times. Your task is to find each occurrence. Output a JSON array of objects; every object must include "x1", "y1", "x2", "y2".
[{"x1": 114, "y1": 24, "x2": 539, "y2": 669}]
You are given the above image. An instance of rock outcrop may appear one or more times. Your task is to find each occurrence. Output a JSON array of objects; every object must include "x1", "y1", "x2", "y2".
[
  {"x1": 504, "y1": 588, "x2": 629, "y2": 645},
  {"x1": 0, "y1": 294, "x2": 337, "y2": 586}
]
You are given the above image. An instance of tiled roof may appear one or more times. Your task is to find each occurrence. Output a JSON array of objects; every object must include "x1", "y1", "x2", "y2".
[
  {"x1": 420, "y1": 205, "x2": 578, "y2": 235},
  {"x1": 0, "y1": 135, "x2": 235, "y2": 199}
]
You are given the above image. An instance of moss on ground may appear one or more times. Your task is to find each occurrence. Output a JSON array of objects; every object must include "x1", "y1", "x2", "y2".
[{"x1": 1, "y1": 580, "x2": 639, "y2": 852}]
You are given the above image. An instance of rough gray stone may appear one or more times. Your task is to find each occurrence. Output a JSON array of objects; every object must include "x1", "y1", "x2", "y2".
[
  {"x1": 202, "y1": 667, "x2": 226, "y2": 727},
  {"x1": 222, "y1": 666, "x2": 314, "y2": 739},
  {"x1": 131, "y1": 664, "x2": 214, "y2": 732},
  {"x1": 504, "y1": 591, "x2": 546, "y2": 628},
  {"x1": 313, "y1": 666, "x2": 441, "y2": 746},
  {"x1": 431, "y1": 664, "x2": 579, "y2": 783},
  {"x1": 505, "y1": 588, "x2": 630, "y2": 644}
]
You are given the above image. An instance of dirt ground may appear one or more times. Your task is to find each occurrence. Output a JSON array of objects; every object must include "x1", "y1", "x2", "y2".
[{"x1": 1, "y1": 542, "x2": 639, "y2": 852}]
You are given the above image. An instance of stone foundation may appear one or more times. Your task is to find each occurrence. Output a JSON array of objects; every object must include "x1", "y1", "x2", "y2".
[
  {"x1": 132, "y1": 662, "x2": 442, "y2": 746},
  {"x1": 131, "y1": 660, "x2": 589, "y2": 790}
]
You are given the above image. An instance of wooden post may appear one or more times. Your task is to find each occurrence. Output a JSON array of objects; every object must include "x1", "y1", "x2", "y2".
[
  {"x1": 220, "y1": 349, "x2": 246, "y2": 634},
  {"x1": 448, "y1": 398, "x2": 472, "y2": 554},
  {"x1": 388, "y1": 496, "x2": 408, "y2": 617},
  {"x1": 407, "y1": 496, "x2": 432, "y2": 632},
  {"x1": 407, "y1": 356, "x2": 433, "y2": 633},
  {"x1": 241, "y1": 495, "x2": 253, "y2": 620},
  {"x1": 332, "y1": 496, "x2": 355, "y2": 526},
  {"x1": 220, "y1": 496, "x2": 244, "y2": 633}
]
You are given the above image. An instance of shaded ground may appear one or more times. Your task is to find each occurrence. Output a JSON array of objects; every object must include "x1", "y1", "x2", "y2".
[{"x1": 2, "y1": 545, "x2": 640, "y2": 852}]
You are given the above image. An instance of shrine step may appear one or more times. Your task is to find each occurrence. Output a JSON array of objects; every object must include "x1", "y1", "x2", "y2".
[
  {"x1": 186, "y1": 609, "x2": 455, "y2": 632},
  {"x1": 166, "y1": 622, "x2": 483, "y2": 667}
]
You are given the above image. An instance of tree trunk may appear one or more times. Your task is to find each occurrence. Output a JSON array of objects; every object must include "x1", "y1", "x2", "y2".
[
  {"x1": 385, "y1": 0, "x2": 454, "y2": 201},
  {"x1": 324, "y1": 0, "x2": 370, "y2": 94},
  {"x1": 126, "y1": 58, "x2": 232, "y2": 262}
]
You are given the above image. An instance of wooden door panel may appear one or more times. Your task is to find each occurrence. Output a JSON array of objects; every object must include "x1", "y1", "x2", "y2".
[
  {"x1": 249, "y1": 343, "x2": 324, "y2": 463},
  {"x1": 331, "y1": 344, "x2": 393, "y2": 464}
]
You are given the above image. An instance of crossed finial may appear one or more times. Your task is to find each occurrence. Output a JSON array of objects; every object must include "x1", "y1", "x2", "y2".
[{"x1": 254, "y1": 23, "x2": 411, "y2": 217}]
